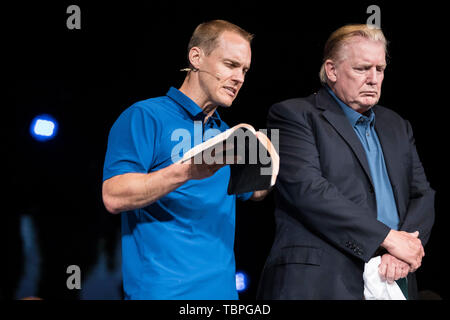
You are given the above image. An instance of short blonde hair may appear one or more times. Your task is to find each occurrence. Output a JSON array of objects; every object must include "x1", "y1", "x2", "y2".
[
  {"x1": 187, "y1": 20, "x2": 254, "y2": 64},
  {"x1": 319, "y1": 24, "x2": 388, "y2": 84}
]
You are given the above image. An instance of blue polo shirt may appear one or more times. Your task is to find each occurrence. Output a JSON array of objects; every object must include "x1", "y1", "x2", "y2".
[
  {"x1": 103, "y1": 87, "x2": 252, "y2": 299},
  {"x1": 326, "y1": 86, "x2": 399, "y2": 230}
]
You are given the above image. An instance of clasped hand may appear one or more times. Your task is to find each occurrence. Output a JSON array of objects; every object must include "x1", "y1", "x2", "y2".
[{"x1": 379, "y1": 230, "x2": 425, "y2": 283}]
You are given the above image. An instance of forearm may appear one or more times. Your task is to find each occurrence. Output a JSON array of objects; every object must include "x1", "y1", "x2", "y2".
[
  {"x1": 102, "y1": 163, "x2": 189, "y2": 214},
  {"x1": 278, "y1": 178, "x2": 390, "y2": 262}
]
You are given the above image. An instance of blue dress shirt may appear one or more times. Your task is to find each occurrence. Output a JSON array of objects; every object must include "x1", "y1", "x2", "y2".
[{"x1": 326, "y1": 87, "x2": 399, "y2": 230}]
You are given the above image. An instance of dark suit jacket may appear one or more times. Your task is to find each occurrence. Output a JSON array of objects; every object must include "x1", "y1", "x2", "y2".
[{"x1": 257, "y1": 87, "x2": 435, "y2": 300}]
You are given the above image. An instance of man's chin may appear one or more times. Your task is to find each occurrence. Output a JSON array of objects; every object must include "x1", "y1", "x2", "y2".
[
  {"x1": 217, "y1": 98, "x2": 234, "y2": 108},
  {"x1": 359, "y1": 98, "x2": 379, "y2": 109},
  {"x1": 219, "y1": 91, "x2": 238, "y2": 107}
]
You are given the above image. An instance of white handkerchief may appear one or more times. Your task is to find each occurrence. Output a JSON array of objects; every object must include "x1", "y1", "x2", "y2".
[{"x1": 363, "y1": 256, "x2": 406, "y2": 300}]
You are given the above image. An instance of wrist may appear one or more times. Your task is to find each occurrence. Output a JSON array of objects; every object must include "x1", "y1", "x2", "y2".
[
  {"x1": 380, "y1": 229, "x2": 395, "y2": 251},
  {"x1": 170, "y1": 162, "x2": 191, "y2": 184}
]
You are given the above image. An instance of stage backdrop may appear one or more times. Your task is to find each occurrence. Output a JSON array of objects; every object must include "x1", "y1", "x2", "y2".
[{"x1": 7, "y1": 1, "x2": 447, "y2": 300}]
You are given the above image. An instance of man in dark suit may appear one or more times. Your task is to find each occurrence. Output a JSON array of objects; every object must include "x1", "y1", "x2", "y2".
[{"x1": 257, "y1": 24, "x2": 435, "y2": 299}]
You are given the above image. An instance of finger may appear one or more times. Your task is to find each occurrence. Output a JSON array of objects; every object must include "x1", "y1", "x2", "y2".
[
  {"x1": 386, "y1": 264, "x2": 396, "y2": 284},
  {"x1": 396, "y1": 259, "x2": 410, "y2": 278},
  {"x1": 401, "y1": 266, "x2": 409, "y2": 279},
  {"x1": 394, "y1": 265, "x2": 405, "y2": 281},
  {"x1": 378, "y1": 262, "x2": 387, "y2": 280},
  {"x1": 410, "y1": 260, "x2": 419, "y2": 273},
  {"x1": 411, "y1": 231, "x2": 419, "y2": 238},
  {"x1": 385, "y1": 263, "x2": 395, "y2": 283},
  {"x1": 411, "y1": 258, "x2": 420, "y2": 272}
]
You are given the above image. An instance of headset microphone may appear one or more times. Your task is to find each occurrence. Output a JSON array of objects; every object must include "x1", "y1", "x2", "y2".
[
  {"x1": 180, "y1": 67, "x2": 222, "y2": 81},
  {"x1": 198, "y1": 69, "x2": 222, "y2": 81}
]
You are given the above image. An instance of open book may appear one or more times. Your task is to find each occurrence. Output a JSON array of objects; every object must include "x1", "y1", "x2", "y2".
[{"x1": 179, "y1": 123, "x2": 279, "y2": 195}]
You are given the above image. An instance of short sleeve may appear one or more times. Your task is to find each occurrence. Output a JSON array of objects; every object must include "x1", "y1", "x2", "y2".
[
  {"x1": 236, "y1": 191, "x2": 253, "y2": 202},
  {"x1": 103, "y1": 104, "x2": 158, "y2": 181}
]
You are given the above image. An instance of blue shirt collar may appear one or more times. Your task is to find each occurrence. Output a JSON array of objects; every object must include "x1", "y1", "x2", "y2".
[
  {"x1": 325, "y1": 85, "x2": 375, "y2": 127},
  {"x1": 166, "y1": 87, "x2": 222, "y2": 124}
]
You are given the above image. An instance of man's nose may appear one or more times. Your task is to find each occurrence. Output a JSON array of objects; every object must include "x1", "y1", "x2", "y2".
[
  {"x1": 366, "y1": 68, "x2": 378, "y2": 85},
  {"x1": 231, "y1": 69, "x2": 246, "y2": 84}
]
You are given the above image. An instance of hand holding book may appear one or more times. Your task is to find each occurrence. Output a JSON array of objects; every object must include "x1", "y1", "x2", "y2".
[{"x1": 178, "y1": 123, "x2": 279, "y2": 194}]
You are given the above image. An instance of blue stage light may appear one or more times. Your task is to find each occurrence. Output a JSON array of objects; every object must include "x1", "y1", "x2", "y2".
[
  {"x1": 235, "y1": 271, "x2": 248, "y2": 292},
  {"x1": 30, "y1": 114, "x2": 58, "y2": 141}
]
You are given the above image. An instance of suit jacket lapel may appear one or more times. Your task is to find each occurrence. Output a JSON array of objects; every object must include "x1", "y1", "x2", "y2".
[
  {"x1": 315, "y1": 88, "x2": 375, "y2": 188},
  {"x1": 373, "y1": 107, "x2": 398, "y2": 179}
]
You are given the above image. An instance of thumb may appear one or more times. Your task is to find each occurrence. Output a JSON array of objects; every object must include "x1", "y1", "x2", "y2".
[{"x1": 411, "y1": 231, "x2": 419, "y2": 238}]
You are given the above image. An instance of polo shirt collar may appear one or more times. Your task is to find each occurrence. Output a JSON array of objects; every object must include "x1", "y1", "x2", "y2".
[
  {"x1": 166, "y1": 86, "x2": 223, "y2": 125},
  {"x1": 208, "y1": 109, "x2": 223, "y2": 125},
  {"x1": 167, "y1": 87, "x2": 203, "y2": 118},
  {"x1": 325, "y1": 85, "x2": 375, "y2": 127}
]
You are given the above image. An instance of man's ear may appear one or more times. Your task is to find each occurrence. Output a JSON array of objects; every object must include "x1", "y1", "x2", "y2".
[
  {"x1": 324, "y1": 59, "x2": 338, "y2": 83},
  {"x1": 188, "y1": 46, "x2": 203, "y2": 71}
]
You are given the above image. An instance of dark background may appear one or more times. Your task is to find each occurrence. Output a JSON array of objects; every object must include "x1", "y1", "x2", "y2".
[{"x1": 6, "y1": 0, "x2": 447, "y2": 300}]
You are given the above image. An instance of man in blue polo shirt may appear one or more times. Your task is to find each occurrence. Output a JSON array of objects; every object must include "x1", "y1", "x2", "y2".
[{"x1": 102, "y1": 20, "x2": 269, "y2": 299}]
